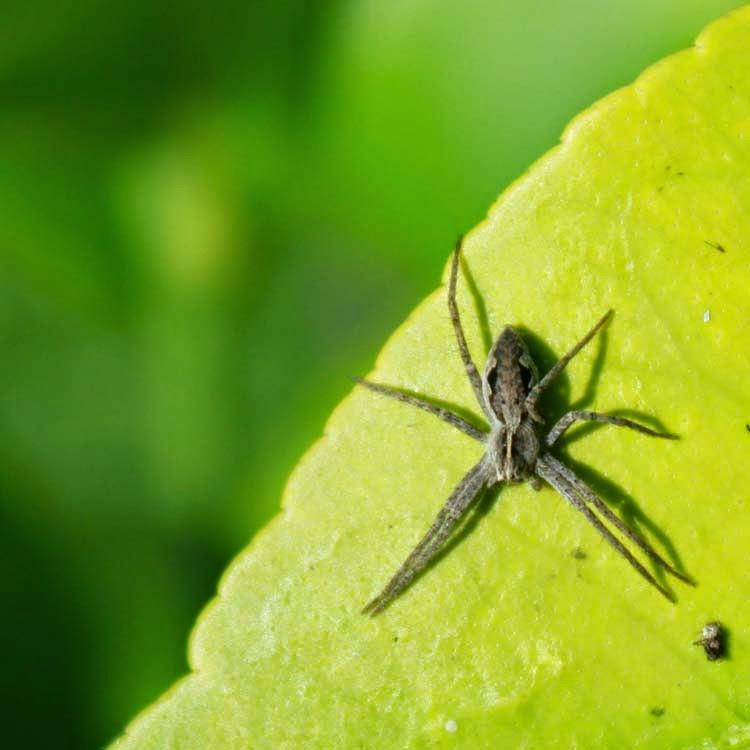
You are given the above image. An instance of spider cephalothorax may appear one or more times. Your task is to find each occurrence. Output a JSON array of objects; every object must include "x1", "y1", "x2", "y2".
[{"x1": 357, "y1": 237, "x2": 694, "y2": 616}]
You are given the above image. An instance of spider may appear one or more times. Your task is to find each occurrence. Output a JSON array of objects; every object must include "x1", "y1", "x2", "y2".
[{"x1": 358, "y1": 238, "x2": 694, "y2": 616}]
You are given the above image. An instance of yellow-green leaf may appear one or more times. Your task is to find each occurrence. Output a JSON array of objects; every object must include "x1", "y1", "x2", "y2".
[{"x1": 111, "y1": 8, "x2": 750, "y2": 749}]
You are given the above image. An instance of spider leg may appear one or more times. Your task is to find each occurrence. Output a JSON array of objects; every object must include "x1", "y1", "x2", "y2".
[
  {"x1": 353, "y1": 378, "x2": 487, "y2": 441},
  {"x1": 545, "y1": 409, "x2": 677, "y2": 447},
  {"x1": 535, "y1": 454, "x2": 676, "y2": 602},
  {"x1": 448, "y1": 237, "x2": 492, "y2": 418},
  {"x1": 526, "y1": 310, "x2": 612, "y2": 416},
  {"x1": 362, "y1": 457, "x2": 492, "y2": 616},
  {"x1": 542, "y1": 454, "x2": 694, "y2": 585}
]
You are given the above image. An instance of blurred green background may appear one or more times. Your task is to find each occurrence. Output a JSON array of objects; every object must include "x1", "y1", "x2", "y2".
[{"x1": 0, "y1": 1, "x2": 740, "y2": 747}]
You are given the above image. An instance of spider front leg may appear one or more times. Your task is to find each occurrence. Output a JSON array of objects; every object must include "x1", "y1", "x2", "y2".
[
  {"x1": 545, "y1": 410, "x2": 677, "y2": 447},
  {"x1": 448, "y1": 237, "x2": 493, "y2": 419},
  {"x1": 525, "y1": 310, "x2": 612, "y2": 420},
  {"x1": 362, "y1": 456, "x2": 492, "y2": 616}
]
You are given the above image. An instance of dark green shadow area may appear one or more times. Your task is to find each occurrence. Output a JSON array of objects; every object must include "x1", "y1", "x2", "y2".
[
  {"x1": 459, "y1": 253, "x2": 495, "y2": 355},
  {"x1": 0, "y1": 502, "x2": 86, "y2": 750},
  {"x1": 516, "y1": 318, "x2": 609, "y2": 419},
  {"x1": 718, "y1": 622, "x2": 732, "y2": 661}
]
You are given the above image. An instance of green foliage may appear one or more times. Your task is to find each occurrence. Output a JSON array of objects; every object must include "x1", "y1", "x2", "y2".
[
  {"x1": 0, "y1": 2, "x2": 743, "y2": 748},
  {"x1": 111, "y1": 8, "x2": 750, "y2": 748}
]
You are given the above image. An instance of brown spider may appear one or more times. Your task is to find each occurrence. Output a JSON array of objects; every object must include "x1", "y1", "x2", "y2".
[{"x1": 357, "y1": 238, "x2": 694, "y2": 616}]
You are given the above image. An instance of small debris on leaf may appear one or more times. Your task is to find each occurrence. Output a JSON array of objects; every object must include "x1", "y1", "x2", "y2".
[
  {"x1": 704, "y1": 240, "x2": 726, "y2": 253},
  {"x1": 693, "y1": 621, "x2": 724, "y2": 661}
]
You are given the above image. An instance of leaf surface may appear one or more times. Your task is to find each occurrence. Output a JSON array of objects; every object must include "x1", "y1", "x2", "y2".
[{"x1": 112, "y1": 9, "x2": 750, "y2": 748}]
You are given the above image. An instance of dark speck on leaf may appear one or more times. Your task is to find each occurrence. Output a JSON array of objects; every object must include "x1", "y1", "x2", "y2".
[
  {"x1": 745, "y1": 424, "x2": 750, "y2": 433},
  {"x1": 571, "y1": 547, "x2": 587, "y2": 560},
  {"x1": 650, "y1": 707, "x2": 665, "y2": 718},
  {"x1": 694, "y1": 621, "x2": 725, "y2": 660},
  {"x1": 704, "y1": 240, "x2": 726, "y2": 253}
]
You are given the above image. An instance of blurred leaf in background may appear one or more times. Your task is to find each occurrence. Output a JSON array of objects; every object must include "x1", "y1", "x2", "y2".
[{"x1": 0, "y1": 1, "x2": 741, "y2": 748}]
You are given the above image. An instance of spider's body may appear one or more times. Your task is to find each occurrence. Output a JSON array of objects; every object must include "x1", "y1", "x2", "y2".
[
  {"x1": 484, "y1": 327, "x2": 541, "y2": 482},
  {"x1": 357, "y1": 238, "x2": 694, "y2": 616}
]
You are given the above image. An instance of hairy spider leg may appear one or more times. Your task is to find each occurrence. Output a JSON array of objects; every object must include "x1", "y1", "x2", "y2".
[
  {"x1": 535, "y1": 454, "x2": 675, "y2": 601},
  {"x1": 525, "y1": 310, "x2": 613, "y2": 419},
  {"x1": 546, "y1": 409, "x2": 676, "y2": 446},
  {"x1": 362, "y1": 457, "x2": 492, "y2": 616},
  {"x1": 448, "y1": 237, "x2": 494, "y2": 420},
  {"x1": 542, "y1": 454, "x2": 694, "y2": 585},
  {"x1": 352, "y1": 377, "x2": 486, "y2": 442}
]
